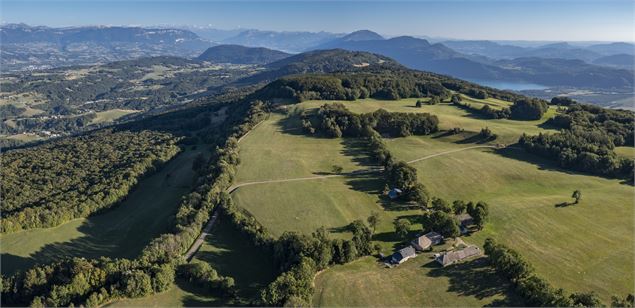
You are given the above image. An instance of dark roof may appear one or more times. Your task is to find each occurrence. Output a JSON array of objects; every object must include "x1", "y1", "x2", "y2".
[
  {"x1": 435, "y1": 245, "x2": 481, "y2": 266},
  {"x1": 392, "y1": 246, "x2": 416, "y2": 261}
]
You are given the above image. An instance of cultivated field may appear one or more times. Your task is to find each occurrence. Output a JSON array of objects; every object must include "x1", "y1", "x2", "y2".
[{"x1": 0, "y1": 147, "x2": 207, "y2": 275}]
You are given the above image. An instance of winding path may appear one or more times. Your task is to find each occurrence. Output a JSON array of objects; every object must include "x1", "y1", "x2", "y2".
[{"x1": 183, "y1": 119, "x2": 265, "y2": 261}]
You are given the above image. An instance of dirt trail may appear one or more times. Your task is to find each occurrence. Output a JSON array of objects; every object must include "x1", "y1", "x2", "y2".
[{"x1": 183, "y1": 119, "x2": 265, "y2": 261}]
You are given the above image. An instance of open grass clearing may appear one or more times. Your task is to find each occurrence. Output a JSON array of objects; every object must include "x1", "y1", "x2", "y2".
[
  {"x1": 459, "y1": 94, "x2": 513, "y2": 110},
  {"x1": 108, "y1": 279, "x2": 222, "y2": 307},
  {"x1": 90, "y1": 109, "x2": 140, "y2": 125},
  {"x1": 615, "y1": 146, "x2": 635, "y2": 159},
  {"x1": 386, "y1": 134, "x2": 633, "y2": 301},
  {"x1": 0, "y1": 147, "x2": 208, "y2": 275},
  {"x1": 313, "y1": 253, "x2": 523, "y2": 307},
  {"x1": 232, "y1": 109, "x2": 421, "y2": 248}
]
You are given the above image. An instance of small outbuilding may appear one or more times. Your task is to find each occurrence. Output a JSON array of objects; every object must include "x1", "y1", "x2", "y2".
[
  {"x1": 390, "y1": 246, "x2": 416, "y2": 264},
  {"x1": 411, "y1": 231, "x2": 444, "y2": 251},
  {"x1": 434, "y1": 245, "x2": 482, "y2": 267},
  {"x1": 388, "y1": 188, "x2": 403, "y2": 200}
]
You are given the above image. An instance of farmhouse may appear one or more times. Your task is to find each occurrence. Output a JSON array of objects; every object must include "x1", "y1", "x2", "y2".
[
  {"x1": 388, "y1": 188, "x2": 403, "y2": 200},
  {"x1": 435, "y1": 245, "x2": 482, "y2": 267},
  {"x1": 411, "y1": 231, "x2": 443, "y2": 251},
  {"x1": 390, "y1": 246, "x2": 416, "y2": 264}
]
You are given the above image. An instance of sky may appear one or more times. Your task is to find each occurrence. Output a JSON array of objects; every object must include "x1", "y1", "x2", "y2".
[{"x1": 1, "y1": 0, "x2": 634, "y2": 42}]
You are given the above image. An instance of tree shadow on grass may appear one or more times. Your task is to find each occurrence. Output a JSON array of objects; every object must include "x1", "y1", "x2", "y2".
[
  {"x1": 194, "y1": 217, "x2": 278, "y2": 302},
  {"x1": 275, "y1": 111, "x2": 307, "y2": 136},
  {"x1": 174, "y1": 278, "x2": 240, "y2": 307},
  {"x1": 341, "y1": 137, "x2": 377, "y2": 167},
  {"x1": 1, "y1": 150, "x2": 200, "y2": 276},
  {"x1": 455, "y1": 133, "x2": 491, "y2": 144},
  {"x1": 493, "y1": 146, "x2": 632, "y2": 186},
  {"x1": 426, "y1": 257, "x2": 525, "y2": 306}
]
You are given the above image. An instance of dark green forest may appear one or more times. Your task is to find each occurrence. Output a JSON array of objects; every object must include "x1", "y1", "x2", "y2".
[{"x1": 1, "y1": 130, "x2": 180, "y2": 233}]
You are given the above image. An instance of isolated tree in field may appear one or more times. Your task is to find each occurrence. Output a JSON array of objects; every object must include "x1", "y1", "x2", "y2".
[
  {"x1": 572, "y1": 190, "x2": 582, "y2": 204},
  {"x1": 394, "y1": 218, "x2": 411, "y2": 239},
  {"x1": 331, "y1": 165, "x2": 344, "y2": 174},
  {"x1": 415, "y1": 100, "x2": 424, "y2": 108},
  {"x1": 367, "y1": 211, "x2": 380, "y2": 233}
]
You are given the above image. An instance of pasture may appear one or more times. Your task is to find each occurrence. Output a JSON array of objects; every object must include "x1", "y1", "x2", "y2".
[
  {"x1": 0, "y1": 147, "x2": 206, "y2": 275},
  {"x1": 231, "y1": 110, "x2": 421, "y2": 246},
  {"x1": 313, "y1": 255, "x2": 523, "y2": 306},
  {"x1": 385, "y1": 133, "x2": 633, "y2": 301},
  {"x1": 90, "y1": 109, "x2": 139, "y2": 124}
]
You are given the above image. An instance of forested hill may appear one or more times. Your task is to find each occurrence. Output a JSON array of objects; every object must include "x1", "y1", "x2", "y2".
[
  {"x1": 237, "y1": 49, "x2": 402, "y2": 84},
  {"x1": 196, "y1": 44, "x2": 291, "y2": 64},
  {"x1": 251, "y1": 55, "x2": 528, "y2": 103}
]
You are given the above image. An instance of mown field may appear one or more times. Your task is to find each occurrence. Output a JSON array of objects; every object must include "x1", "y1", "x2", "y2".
[
  {"x1": 90, "y1": 109, "x2": 139, "y2": 124},
  {"x1": 387, "y1": 134, "x2": 633, "y2": 300},
  {"x1": 314, "y1": 253, "x2": 523, "y2": 307},
  {"x1": 297, "y1": 98, "x2": 633, "y2": 301},
  {"x1": 0, "y1": 147, "x2": 206, "y2": 275},
  {"x1": 231, "y1": 109, "x2": 422, "y2": 247}
]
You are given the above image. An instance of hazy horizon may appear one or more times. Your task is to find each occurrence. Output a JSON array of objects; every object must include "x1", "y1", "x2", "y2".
[{"x1": 2, "y1": 0, "x2": 634, "y2": 42}]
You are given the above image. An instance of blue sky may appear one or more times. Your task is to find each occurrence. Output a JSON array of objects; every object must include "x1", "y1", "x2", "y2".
[{"x1": 2, "y1": 0, "x2": 633, "y2": 41}]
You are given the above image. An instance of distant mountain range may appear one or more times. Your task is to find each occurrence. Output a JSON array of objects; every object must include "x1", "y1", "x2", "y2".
[
  {"x1": 3, "y1": 24, "x2": 633, "y2": 93},
  {"x1": 305, "y1": 30, "x2": 633, "y2": 90},
  {"x1": 0, "y1": 23, "x2": 213, "y2": 71},
  {"x1": 197, "y1": 45, "x2": 290, "y2": 64},
  {"x1": 220, "y1": 30, "x2": 341, "y2": 53},
  {"x1": 442, "y1": 40, "x2": 635, "y2": 62}
]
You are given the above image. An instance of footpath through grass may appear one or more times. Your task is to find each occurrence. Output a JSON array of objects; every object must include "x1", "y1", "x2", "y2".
[
  {"x1": 0, "y1": 147, "x2": 207, "y2": 276},
  {"x1": 231, "y1": 108, "x2": 420, "y2": 244}
]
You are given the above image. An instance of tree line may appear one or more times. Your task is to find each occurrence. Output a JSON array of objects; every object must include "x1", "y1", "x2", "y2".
[
  {"x1": 303, "y1": 103, "x2": 439, "y2": 138},
  {"x1": 484, "y1": 238, "x2": 631, "y2": 307},
  {"x1": 1, "y1": 100, "x2": 265, "y2": 307},
  {"x1": 451, "y1": 94, "x2": 549, "y2": 121},
  {"x1": 518, "y1": 101, "x2": 634, "y2": 181},
  {"x1": 1, "y1": 129, "x2": 181, "y2": 233}
]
